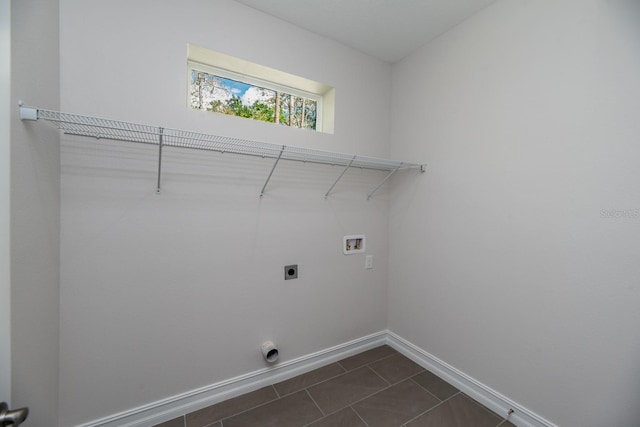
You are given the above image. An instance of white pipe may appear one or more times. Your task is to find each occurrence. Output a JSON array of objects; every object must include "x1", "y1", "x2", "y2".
[{"x1": 261, "y1": 341, "x2": 279, "y2": 363}]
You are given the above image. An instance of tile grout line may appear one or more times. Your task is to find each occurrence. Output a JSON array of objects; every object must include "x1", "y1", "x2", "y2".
[
  {"x1": 274, "y1": 347, "x2": 398, "y2": 402},
  {"x1": 215, "y1": 390, "x2": 286, "y2": 425},
  {"x1": 408, "y1": 375, "x2": 447, "y2": 403},
  {"x1": 342, "y1": 374, "x2": 448, "y2": 427},
  {"x1": 309, "y1": 366, "x2": 439, "y2": 421},
  {"x1": 313, "y1": 385, "x2": 393, "y2": 419},
  {"x1": 366, "y1": 364, "x2": 393, "y2": 387},
  {"x1": 310, "y1": 367, "x2": 399, "y2": 419},
  {"x1": 304, "y1": 388, "x2": 326, "y2": 418},
  {"x1": 358, "y1": 350, "x2": 424, "y2": 387},
  {"x1": 296, "y1": 363, "x2": 391, "y2": 412},
  {"x1": 339, "y1": 348, "x2": 399, "y2": 373},
  {"x1": 460, "y1": 392, "x2": 510, "y2": 425},
  {"x1": 183, "y1": 388, "x2": 283, "y2": 427},
  {"x1": 359, "y1": 352, "x2": 399, "y2": 370},
  {"x1": 271, "y1": 384, "x2": 280, "y2": 398},
  {"x1": 350, "y1": 405, "x2": 372, "y2": 427},
  {"x1": 401, "y1": 391, "x2": 462, "y2": 426},
  {"x1": 200, "y1": 419, "x2": 222, "y2": 427},
  {"x1": 275, "y1": 364, "x2": 347, "y2": 398},
  {"x1": 405, "y1": 368, "x2": 508, "y2": 424},
  {"x1": 370, "y1": 367, "x2": 427, "y2": 388}
]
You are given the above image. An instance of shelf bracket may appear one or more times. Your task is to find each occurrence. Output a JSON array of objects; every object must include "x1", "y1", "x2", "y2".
[
  {"x1": 156, "y1": 127, "x2": 164, "y2": 194},
  {"x1": 260, "y1": 145, "x2": 285, "y2": 197},
  {"x1": 19, "y1": 105, "x2": 38, "y2": 121},
  {"x1": 324, "y1": 155, "x2": 356, "y2": 199},
  {"x1": 367, "y1": 164, "x2": 401, "y2": 200}
]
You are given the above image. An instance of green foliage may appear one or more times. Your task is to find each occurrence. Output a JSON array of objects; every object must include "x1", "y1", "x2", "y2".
[
  {"x1": 209, "y1": 96, "x2": 276, "y2": 123},
  {"x1": 251, "y1": 100, "x2": 276, "y2": 123}
]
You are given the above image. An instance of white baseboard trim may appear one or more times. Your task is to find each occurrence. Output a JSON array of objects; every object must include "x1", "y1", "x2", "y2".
[
  {"x1": 385, "y1": 331, "x2": 556, "y2": 427},
  {"x1": 78, "y1": 330, "x2": 555, "y2": 427},
  {"x1": 76, "y1": 331, "x2": 388, "y2": 427}
]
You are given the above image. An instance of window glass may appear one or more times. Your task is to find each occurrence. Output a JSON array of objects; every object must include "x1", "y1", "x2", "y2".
[{"x1": 190, "y1": 69, "x2": 318, "y2": 131}]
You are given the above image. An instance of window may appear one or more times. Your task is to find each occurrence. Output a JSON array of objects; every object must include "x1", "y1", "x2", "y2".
[
  {"x1": 190, "y1": 66, "x2": 319, "y2": 131},
  {"x1": 188, "y1": 44, "x2": 335, "y2": 133}
]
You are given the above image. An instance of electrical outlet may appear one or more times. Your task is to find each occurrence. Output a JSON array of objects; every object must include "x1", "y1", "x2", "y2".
[
  {"x1": 284, "y1": 264, "x2": 298, "y2": 280},
  {"x1": 365, "y1": 255, "x2": 373, "y2": 269}
]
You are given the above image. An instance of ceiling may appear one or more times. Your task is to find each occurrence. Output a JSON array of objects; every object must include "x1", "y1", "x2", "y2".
[{"x1": 235, "y1": 0, "x2": 497, "y2": 63}]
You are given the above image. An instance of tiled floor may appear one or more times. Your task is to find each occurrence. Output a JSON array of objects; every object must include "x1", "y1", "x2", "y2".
[{"x1": 154, "y1": 345, "x2": 516, "y2": 427}]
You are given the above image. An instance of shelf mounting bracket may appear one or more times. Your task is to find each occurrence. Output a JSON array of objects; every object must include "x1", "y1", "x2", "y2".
[
  {"x1": 19, "y1": 105, "x2": 38, "y2": 121},
  {"x1": 260, "y1": 145, "x2": 285, "y2": 197},
  {"x1": 325, "y1": 155, "x2": 356, "y2": 199},
  {"x1": 367, "y1": 164, "x2": 401, "y2": 200},
  {"x1": 156, "y1": 127, "x2": 164, "y2": 194}
]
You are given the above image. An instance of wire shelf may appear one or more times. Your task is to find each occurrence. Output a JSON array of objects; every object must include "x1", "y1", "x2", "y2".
[{"x1": 23, "y1": 106, "x2": 426, "y2": 198}]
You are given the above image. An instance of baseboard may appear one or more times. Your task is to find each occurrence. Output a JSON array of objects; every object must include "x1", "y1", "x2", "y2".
[
  {"x1": 385, "y1": 331, "x2": 556, "y2": 427},
  {"x1": 78, "y1": 330, "x2": 555, "y2": 427},
  {"x1": 76, "y1": 331, "x2": 388, "y2": 427}
]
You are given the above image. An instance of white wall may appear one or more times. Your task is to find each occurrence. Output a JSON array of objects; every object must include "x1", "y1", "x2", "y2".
[
  {"x1": 0, "y1": 0, "x2": 11, "y2": 403},
  {"x1": 389, "y1": 1, "x2": 640, "y2": 426},
  {"x1": 10, "y1": 0, "x2": 61, "y2": 425},
  {"x1": 58, "y1": 0, "x2": 392, "y2": 424}
]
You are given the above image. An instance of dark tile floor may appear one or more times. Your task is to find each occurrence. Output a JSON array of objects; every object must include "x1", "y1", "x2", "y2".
[{"x1": 155, "y1": 345, "x2": 516, "y2": 427}]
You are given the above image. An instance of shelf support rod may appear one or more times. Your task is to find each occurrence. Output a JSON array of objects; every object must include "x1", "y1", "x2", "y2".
[
  {"x1": 260, "y1": 145, "x2": 285, "y2": 198},
  {"x1": 325, "y1": 155, "x2": 356, "y2": 199},
  {"x1": 367, "y1": 164, "x2": 401, "y2": 200},
  {"x1": 156, "y1": 127, "x2": 164, "y2": 194}
]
